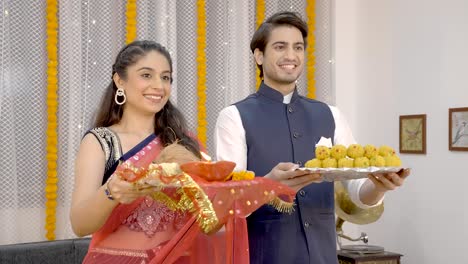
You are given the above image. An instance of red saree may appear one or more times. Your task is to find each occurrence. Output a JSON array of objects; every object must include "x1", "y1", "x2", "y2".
[{"x1": 83, "y1": 137, "x2": 295, "y2": 264}]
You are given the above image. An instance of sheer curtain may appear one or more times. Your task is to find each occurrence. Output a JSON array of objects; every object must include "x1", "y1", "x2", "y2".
[
  {"x1": 0, "y1": 0, "x2": 49, "y2": 244},
  {"x1": 0, "y1": 0, "x2": 333, "y2": 244}
]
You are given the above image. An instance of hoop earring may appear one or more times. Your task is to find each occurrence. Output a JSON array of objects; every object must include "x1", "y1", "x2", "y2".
[{"x1": 115, "y1": 88, "x2": 126, "y2": 105}]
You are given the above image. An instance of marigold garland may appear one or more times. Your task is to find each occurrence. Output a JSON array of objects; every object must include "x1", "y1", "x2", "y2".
[
  {"x1": 306, "y1": 0, "x2": 316, "y2": 99},
  {"x1": 45, "y1": 0, "x2": 58, "y2": 240},
  {"x1": 125, "y1": 0, "x2": 137, "y2": 44},
  {"x1": 255, "y1": 0, "x2": 265, "y2": 89},
  {"x1": 196, "y1": 0, "x2": 207, "y2": 146}
]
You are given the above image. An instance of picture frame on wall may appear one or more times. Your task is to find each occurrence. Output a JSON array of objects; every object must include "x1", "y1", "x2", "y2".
[
  {"x1": 449, "y1": 107, "x2": 468, "y2": 151},
  {"x1": 399, "y1": 114, "x2": 426, "y2": 154}
]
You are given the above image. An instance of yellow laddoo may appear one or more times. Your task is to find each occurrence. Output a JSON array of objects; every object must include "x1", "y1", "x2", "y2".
[
  {"x1": 322, "y1": 158, "x2": 338, "y2": 168},
  {"x1": 347, "y1": 144, "x2": 364, "y2": 159},
  {"x1": 305, "y1": 158, "x2": 322, "y2": 168},
  {"x1": 315, "y1": 146, "x2": 331, "y2": 160},
  {"x1": 338, "y1": 158, "x2": 354, "y2": 168},
  {"x1": 354, "y1": 157, "x2": 370, "y2": 168},
  {"x1": 384, "y1": 155, "x2": 402, "y2": 167},
  {"x1": 363, "y1": 144, "x2": 378, "y2": 159},
  {"x1": 369, "y1": 155, "x2": 386, "y2": 167},
  {"x1": 330, "y1": 145, "x2": 347, "y2": 160},
  {"x1": 378, "y1": 145, "x2": 395, "y2": 157}
]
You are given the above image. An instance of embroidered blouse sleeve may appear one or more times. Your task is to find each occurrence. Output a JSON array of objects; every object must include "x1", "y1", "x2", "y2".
[
  {"x1": 214, "y1": 105, "x2": 248, "y2": 171},
  {"x1": 329, "y1": 105, "x2": 384, "y2": 209}
]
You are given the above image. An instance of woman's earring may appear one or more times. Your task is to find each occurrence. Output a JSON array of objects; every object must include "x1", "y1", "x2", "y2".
[{"x1": 115, "y1": 87, "x2": 126, "y2": 105}]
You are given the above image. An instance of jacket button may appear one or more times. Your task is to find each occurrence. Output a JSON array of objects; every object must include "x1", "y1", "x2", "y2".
[
  {"x1": 299, "y1": 190, "x2": 306, "y2": 196},
  {"x1": 296, "y1": 161, "x2": 302, "y2": 166},
  {"x1": 304, "y1": 222, "x2": 310, "y2": 228},
  {"x1": 288, "y1": 107, "x2": 293, "y2": 113},
  {"x1": 293, "y1": 132, "x2": 299, "y2": 138}
]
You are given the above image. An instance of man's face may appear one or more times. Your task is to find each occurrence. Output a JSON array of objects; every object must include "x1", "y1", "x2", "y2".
[{"x1": 255, "y1": 25, "x2": 305, "y2": 89}]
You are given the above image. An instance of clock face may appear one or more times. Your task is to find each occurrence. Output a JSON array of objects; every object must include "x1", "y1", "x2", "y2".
[{"x1": 401, "y1": 118, "x2": 423, "y2": 151}]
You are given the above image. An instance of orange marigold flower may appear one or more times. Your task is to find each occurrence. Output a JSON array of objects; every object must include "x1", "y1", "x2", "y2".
[{"x1": 231, "y1": 171, "x2": 255, "y2": 181}]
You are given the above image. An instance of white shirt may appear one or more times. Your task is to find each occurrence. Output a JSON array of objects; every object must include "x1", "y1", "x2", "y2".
[{"x1": 214, "y1": 92, "x2": 382, "y2": 209}]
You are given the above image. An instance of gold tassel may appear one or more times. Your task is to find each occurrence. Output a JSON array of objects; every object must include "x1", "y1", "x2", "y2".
[
  {"x1": 150, "y1": 192, "x2": 180, "y2": 211},
  {"x1": 179, "y1": 184, "x2": 219, "y2": 233},
  {"x1": 268, "y1": 197, "x2": 295, "y2": 214},
  {"x1": 127, "y1": 161, "x2": 219, "y2": 234}
]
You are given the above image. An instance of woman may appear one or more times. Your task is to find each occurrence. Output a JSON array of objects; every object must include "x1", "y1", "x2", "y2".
[
  {"x1": 71, "y1": 40, "x2": 208, "y2": 263},
  {"x1": 71, "y1": 40, "x2": 295, "y2": 264}
]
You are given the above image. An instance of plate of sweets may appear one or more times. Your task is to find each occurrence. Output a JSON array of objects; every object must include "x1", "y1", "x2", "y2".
[{"x1": 298, "y1": 143, "x2": 406, "y2": 182}]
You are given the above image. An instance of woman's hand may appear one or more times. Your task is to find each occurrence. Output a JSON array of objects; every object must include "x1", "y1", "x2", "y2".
[{"x1": 107, "y1": 175, "x2": 158, "y2": 204}]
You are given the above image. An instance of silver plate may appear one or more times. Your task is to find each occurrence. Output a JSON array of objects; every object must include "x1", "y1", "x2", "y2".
[{"x1": 297, "y1": 167, "x2": 405, "y2": 181}]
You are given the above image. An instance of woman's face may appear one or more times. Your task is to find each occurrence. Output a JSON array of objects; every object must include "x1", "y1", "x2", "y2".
[{"x1": 116, "y1": 51, "x2": 172, "y2": 116}]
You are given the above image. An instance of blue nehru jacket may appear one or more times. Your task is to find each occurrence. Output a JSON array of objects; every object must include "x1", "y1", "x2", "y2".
[{"x1": 235, "y1": 82, "x2": 338, "y2": 264}]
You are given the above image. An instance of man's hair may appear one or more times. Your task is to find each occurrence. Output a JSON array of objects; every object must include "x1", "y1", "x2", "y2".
[{"x1": 250, "y1": 11, "x2": 308, "y2": 79}]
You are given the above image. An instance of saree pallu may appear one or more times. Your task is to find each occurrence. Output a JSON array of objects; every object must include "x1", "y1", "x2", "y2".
[{"x1": 83, "y1": 135, "x2": 295, "y2": 264}]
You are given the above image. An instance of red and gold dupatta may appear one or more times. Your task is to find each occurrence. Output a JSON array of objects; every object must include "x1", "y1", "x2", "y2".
[{"x1": 83, "y1": 140, "x2": 295, "y2": 264}]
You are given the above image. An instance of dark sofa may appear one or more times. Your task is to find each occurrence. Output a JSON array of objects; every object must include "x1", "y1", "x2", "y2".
[{"x1": 0, "y1": 237, "x2": 90, "y2": 264}]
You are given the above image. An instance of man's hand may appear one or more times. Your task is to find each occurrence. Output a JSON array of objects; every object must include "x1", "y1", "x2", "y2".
[
  {"x1": 265, "y1": 162, "x2": 322, "y2": 191},
  {"x1": 368, "y1": 168, "x2": 411, "y2": 193},
  {"x1": 360, "y1": 168, "x2": 411, "y2": 206}
]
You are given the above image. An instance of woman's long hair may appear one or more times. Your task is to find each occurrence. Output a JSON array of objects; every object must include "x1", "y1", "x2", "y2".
[{"x1": 94, "y1": 40, "x2": 201, "y2": 158}]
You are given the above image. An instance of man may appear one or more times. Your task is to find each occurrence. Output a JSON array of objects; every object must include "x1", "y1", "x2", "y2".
[{"x1": 214, "y1": 11, "x2": 410, "y2": 264}]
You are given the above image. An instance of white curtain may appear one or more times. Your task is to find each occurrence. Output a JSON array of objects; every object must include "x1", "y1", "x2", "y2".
[{"x1": 0, "y1": 0, "x2": 333, "y2": 245}]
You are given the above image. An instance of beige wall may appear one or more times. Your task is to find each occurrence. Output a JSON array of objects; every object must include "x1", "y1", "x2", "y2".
[{"x1": 334, "y1": 0, "x2": 468, "y2": 263}]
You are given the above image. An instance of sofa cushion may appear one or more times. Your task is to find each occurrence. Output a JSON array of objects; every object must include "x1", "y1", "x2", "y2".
[{"x1": 0, "y1": 238, "x2": 90, "y2": 264}]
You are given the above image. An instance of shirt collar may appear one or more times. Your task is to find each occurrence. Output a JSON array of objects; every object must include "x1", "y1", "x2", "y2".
[
  {"x1": 283, "y1": 92, "x2": 293, "y2": 104},
  {"x1": 258, "y1": 81, "x2": 298, "y2": 104}
]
